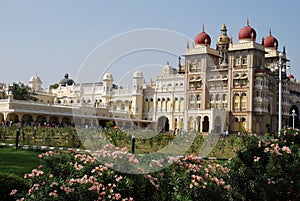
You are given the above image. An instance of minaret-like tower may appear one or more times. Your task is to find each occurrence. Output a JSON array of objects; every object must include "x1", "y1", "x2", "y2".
[
  {"x1": 217, "y1": 23, "x2": 230, "y2": 65},
  {"x1": 28, "y1": 74, "x2": 42, "y2": 92},
  {"x1": 131, "y1": 70, "x2": 144, "y2": 117},
  {"x1": 102, "y1": 73, "x2": 113, "y2": 97}
]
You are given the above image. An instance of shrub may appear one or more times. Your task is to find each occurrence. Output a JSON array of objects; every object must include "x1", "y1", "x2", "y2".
[
  {"x1": 12, "y1": 144, "x2": 231, "y2": 201},
  {"x1": 229, "y1": 129, "x2": 300, "y2": 201},
  {"x1": 0, "y1": 173, "x2": 28, "y2": 201}
]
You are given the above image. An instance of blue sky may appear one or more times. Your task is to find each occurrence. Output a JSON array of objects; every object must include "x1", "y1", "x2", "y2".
[{"x1": 0, "y1": 0, "x2": 299, "y2": 87}]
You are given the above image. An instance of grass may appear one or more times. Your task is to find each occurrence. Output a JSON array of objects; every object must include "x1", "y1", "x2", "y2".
[
  {"x1": 0, "y1": 146, "x2": 43, "y2": 178},
  {"x1": 0, "y1": 127, "x2": 245, "y2": 179}
]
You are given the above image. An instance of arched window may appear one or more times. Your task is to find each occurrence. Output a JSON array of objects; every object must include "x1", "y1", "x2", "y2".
[
  {"x1": 162, "y1": 98, "x2": 167, "y2": 111},
  {"x1": 222, "y1": 94, "x2": 227, "y2": 101},
  {"x1": 196, "y1": 94, "x2": 201, "y2": 109},
  {"x1": 234, "y1": 117, "x2": 239, "y2": 131},
  {"x1": 157, "y1": 98, "x2": 161, "y2": 111},
  {"x1": 234, "y1": 94, "x2": 240, "y2": 110},
  {"x1": 241, "y1": 93, "x2": 247, "y2": 109},
  {"x1": 180, "y1": 97, "x2": 184, "y2": 111},
  {"x1": 149, "y1": 98, "x2": 154, "y2": 112},
  {"x1": 190, "y1": 95, "x2": 195, "y2": 109},
  {"x1": 121, "y1": 104, "x2": 125, "y2": 111},
  {"x1": 240, "y1": 117, "x2": 247, "y2": 131},
  {"x1": 216, "y1": 94, "x2": 221, "y2": 101}
]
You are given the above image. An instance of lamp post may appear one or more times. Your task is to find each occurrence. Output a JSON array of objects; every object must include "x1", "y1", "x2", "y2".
[
  {"x1": 273, "y1": 52, "x2": 285, "y2": 137},
  {"x1": 292, "y1": 109, "x2": 296, "y2": 129}
]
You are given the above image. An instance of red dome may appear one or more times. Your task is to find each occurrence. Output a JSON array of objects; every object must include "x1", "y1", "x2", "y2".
[
  {"x1": 288, "y1": 74, "x2": 294, "y2": 79},
  {"x1": 264, "y1": 30, "x2": 278, "y2": 50},
  {"x1": 238, "y1": 19, "x2": 256, "y2": 41},
  {"x1": 194, "y1": 25, "x2": 211, "y2": 46}
]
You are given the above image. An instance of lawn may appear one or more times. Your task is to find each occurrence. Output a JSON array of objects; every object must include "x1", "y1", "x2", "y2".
[{"x1": 0, "y1": 146, "x2": 43, "y2": 177}]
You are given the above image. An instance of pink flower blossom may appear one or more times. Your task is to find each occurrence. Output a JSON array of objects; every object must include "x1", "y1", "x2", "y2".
[
  {"x1": 49, "y1": 190, "x2": 58, "y2": 197},
  {"x1": 10, "y1": 189, "x2": 17, "y2": 195},
  {"x1": 282, "y1": 146, "x2": 292, "y2": 154},
  {"x1": 253, "y1": 156, "x2": 260, "y2": 162}
]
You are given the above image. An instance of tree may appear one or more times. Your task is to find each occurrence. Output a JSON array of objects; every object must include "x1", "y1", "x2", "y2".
[
  {"x1": 9, "y1": 82, "x2": 37, "y2": 101},
  {"x1": 49, "y1": 83, "x2": 59, "y2": 89}
]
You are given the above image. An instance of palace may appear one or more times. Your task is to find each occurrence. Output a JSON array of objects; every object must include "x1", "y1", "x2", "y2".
[{"x1": 1, "y1": 19, "x2": 300, "y2": 134}]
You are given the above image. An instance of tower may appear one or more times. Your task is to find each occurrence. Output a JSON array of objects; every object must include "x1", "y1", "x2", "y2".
[
  {"x1": 28, "y1": 74, "x2": 42, "y2": 92},
  {"x1": 102, "y1": 73, "x2": 113, "y2": 97},
  {"x1": 131, "y1": 70, "x2": 144, "y2": 117}
]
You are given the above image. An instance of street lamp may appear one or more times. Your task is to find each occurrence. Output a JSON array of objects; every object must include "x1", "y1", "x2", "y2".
[
  {"x1": 292, "y1": 109, "x2": 296, "y2": 129},
  {"x1": 273, "y1": 52, "x2": 285, "y2": 137}
]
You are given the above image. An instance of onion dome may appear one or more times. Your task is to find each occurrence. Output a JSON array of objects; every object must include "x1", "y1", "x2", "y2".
[
  {"x1": 263, "y1": 29, "x2": 278, "y2": 50},
  {"x1": 287, "y1": 74, "x2": 294, "y2": 79},
  {"x1": 59, "y1": 73, "x2": 74, "y2": 86},
  {"x1": 238, "y1": 19, "x2": 257, "y2": 41},
  {"x1": 194, "y1": 25, "x2": 211, "y2": 47}
]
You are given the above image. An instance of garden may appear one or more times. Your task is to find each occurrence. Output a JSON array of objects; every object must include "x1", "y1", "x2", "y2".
[{"x1": 0, "y1": 126, "x2": 299, "y2": 201}]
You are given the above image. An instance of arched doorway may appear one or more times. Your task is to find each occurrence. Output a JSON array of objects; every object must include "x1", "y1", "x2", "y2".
[
  {"x1": 289, "y1": 105, "x2": 299, "y2": 129},
  {"x1": 157, "y1": 116, "x2": 169, "y2": 132},
  {"x1": 214, "y1": 116, "x2": 221, "y2": 133},
  {"x1": 202, "y1": 116, "x2": 209, "y2": 132},
  {"x1": 36, "y1": 115, "x2": 46, "y2": 125},
  {"x1": 49, "y1": 116, "x2": 59, "y2": 125},
  {"x1": 22, "y1": 114, "x2": 33, "y2": 125},
  {"x1": 62, "y1": 117, "x2": 72, "y2": 126}
]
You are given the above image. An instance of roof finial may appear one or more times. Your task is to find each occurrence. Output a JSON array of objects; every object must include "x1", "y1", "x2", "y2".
[
  {"x1": 186, "y1": 41, "x2": 189, "y2": 49},
  {"x1": 178, "y1": 56, "x2": 181, "y2": 69},
  {"x1": 167, "y1": 61, "x2": 169, "y2": 65},
  {"x1": 269, "y1": 28, "x2": 272, "y2": 36},
  {"x1": 246, "y1": 18, "x2": 249, "y2": 26},
  {"x1": 283, "y1": 46, "x2": 286, "y2": 54},
  {"x1": 202, "y1": 24, "x2": 205, "y2": 32}
]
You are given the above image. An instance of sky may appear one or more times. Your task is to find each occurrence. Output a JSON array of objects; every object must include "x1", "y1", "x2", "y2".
[{"x1": 0, "y1": 0, "x2": 300, "y2": 88}]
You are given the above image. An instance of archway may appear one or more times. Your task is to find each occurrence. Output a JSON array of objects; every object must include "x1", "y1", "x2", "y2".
[
  {"x1": 49, "y1": 116, "x2": 59, "y2": 125},
  {"x1": 157, "y1": 116, "x2": 169, "y2": 132},
  {"x1": 36, "y1": 115, "x2": 46, "y2": 125},
  {"x1": 289, "y1": 105, "x2": 299, "y2": 129},
  {"x1": 62, "y1": 117, "x2": 72, "y2": 126},
  {"x1": 202, "y1": 116, "x2": 209, "y2": 132},
  {"x1": 99, "y1": 119, "x2": 110, "y2": 128},
  {"x1": 214, "y1": 116, "x2": 222, "y2": 133},
  {"x1": 22, "y1": 114, "x2": 33, "y2": 125}
]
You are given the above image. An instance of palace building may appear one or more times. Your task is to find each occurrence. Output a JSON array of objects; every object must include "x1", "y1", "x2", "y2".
[{"x1": 1, "y1": 19, "x2": 300, "y2": 134}]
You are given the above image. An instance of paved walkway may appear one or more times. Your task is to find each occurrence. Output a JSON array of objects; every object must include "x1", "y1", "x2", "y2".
[{"x1": 0, "y1": 142, "x2": 84, "y2": 152}]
